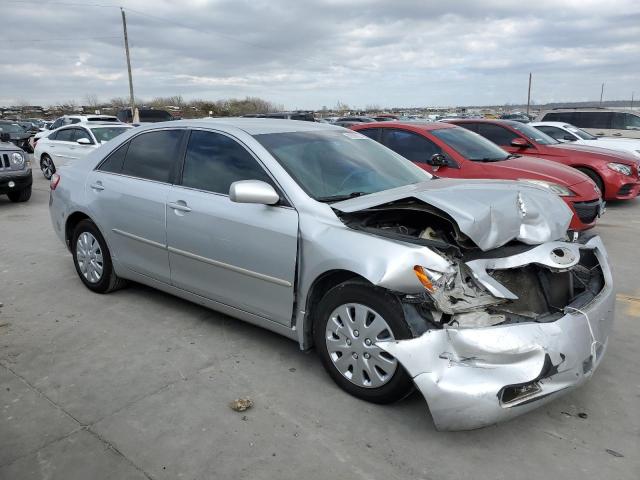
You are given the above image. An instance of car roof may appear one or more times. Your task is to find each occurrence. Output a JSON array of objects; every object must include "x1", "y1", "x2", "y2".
[
  {"x1": 85, "y1": 122, "x2": 132, "y2": 128},
  {"x1": 447, "y1": 118, "x2": 520, "y2": 127},
  {"x1": 529, "y1": 121, "x2": 570, "y2": 128},
  {"x1": 165, "y1": 118, "x2": 343, "y2": 135},
  {"x1": 355, "y1": 121, "x2": 455, "y2": 132}
]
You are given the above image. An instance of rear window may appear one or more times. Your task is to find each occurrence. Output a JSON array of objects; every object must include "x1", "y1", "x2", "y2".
[
  {"x1": 87, "y1": 117, "x2": 119, "y2": 122},
  {"x1": 139, "y1": 110, "x2": 173, "y2": 122}
]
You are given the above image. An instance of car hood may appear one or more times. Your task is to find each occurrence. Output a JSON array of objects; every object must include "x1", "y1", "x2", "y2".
[
  {"x1": 332, "y1": 179, "x2": 572, "y2": 251},
  {"x1": 550, "y1": 143, "x2": 637, "y2": 165},
  {"x1": 490, "y1": 155, "x2": 589, "y2": 187}
]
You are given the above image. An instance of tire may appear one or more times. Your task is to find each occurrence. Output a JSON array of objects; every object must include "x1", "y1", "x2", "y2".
[
  {"x1": 313, "y1": 280, "x2": 414, "y2": 404},
  {"x1": 577, "y1": 168, "x2": 604, "y2": 197},
  {"x1": 40, "y1": 154, "x2": 55, "y2": 180},
  {"x1": 7, "y1": 187, "x2": 31, "y2": 203},
  {"x1": 71, "y1": 219, "x2": 126, "y2": 294}
]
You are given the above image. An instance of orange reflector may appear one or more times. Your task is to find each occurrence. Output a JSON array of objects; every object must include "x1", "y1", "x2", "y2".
[{"x1": 413, "y1": 265, "x2": 435, "y2": 292}]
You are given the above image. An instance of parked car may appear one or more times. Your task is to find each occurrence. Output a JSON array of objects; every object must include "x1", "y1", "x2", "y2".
[
  {"x1": 0, "y1": 121, "x2": 33, "y2": 152},
  {"x1": 448, "y1": 119, "x2": 640, "y2": 200},
  {"x1": 336, "y1": 116, "x2": 377, "y2": 123},
  {"x1": 32, "y1": 115, "x2": 123, "y2": 150},
  {"x1": 500, "y1": 113, "x2": 530, "y2": 123},
  {"x1": 531, "y1": 121, "x2": 640, "y2": 158},
  {"x1": 117, "y1": 108, "x2": 174, "y2": 123},
  {"x1": 352, "y1": 122, "x2": 603, "y2": 231},
  {"x1": 35, "y1": 123, "x2": 132, "y2": 179},
  {"x1": 49, "y1": 118, "x2": 614, "y2": 431},
  {"x1": 0, "y1": 132, "x2": 32, "y2": 202},
  {"x1": 536, "y1": 108, "x2": 640, "y2": 139}
]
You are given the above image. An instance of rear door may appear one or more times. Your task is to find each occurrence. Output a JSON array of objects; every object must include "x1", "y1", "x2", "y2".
[
  {"x1": 86, "y1": 128, "x2": 186, "y2": 284},
  {"x1": 68, "y1": 127, "x2": 96, "y2": 160},
  {"x1": 166, "y1": 129, "x2": 299, "y2": 325}
]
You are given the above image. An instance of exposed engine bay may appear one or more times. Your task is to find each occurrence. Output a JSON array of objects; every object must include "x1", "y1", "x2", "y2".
[{"x1": 338, "y1": 200, "x2": 605, "y2": 331}]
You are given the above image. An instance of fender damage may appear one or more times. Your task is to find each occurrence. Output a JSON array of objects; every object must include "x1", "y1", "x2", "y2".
[{"x1": 327, "y1": 181, "x2": 614, "y2": 431}]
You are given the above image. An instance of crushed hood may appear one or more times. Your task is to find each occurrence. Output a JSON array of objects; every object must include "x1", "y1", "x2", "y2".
[{"x1": 332, "y1": 179, "x2": 573, "y2": 251}]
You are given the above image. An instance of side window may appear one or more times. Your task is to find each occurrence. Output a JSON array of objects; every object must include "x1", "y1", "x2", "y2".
[
  {"x1": 48, "y1": 131, "x2": 58, "y2": 140},
  {"x1": 121, "y1": 130, "x2": 184, "y2": 182},
  {"x1": 73, "y1": 128, "x2": 92, "y2": 143},
  {"x1": 98, "y1": 141, "x2": 130, "y2": 173},
  {"x1": 181, "y1": 130, "x2": 273, "y2": 195},
  {"x1": 476, "y1": 124, "x2": 518, "y2": 146},
  {"x1": 55, "y1": 129, "x2": 75, "y2": 142},
  {"x1": 50, "y1": 119, "x2": 63, "y2": 130},
  {"x1": 612, "y1": 113, "x2": 640, "y2": 130},
  {"x1": 382, "y1": 129, "x2": 442, "y2": 163},
  {"x1": 69, "y1": 118, "x2": 81, "y2": 124},
  {"x1": 358, "y1": 128, "x2": 382, "y2": 142},
  {"x1": 542, "y1": 112, "x2": 574, "y2": 123},
  {"x1": 536, "y1": 125, "x2": 570, "y2": 141},
  {"x1": 574, "y1": 112, "x2": 611, "y2": 129}
]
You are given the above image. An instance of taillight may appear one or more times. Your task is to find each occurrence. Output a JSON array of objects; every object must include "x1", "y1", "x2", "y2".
[{"x1": 50, "y1": 173, "x2": 61, "y2": 190}]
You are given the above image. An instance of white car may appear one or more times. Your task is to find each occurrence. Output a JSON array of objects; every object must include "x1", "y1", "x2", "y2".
[
  {"x1": 531, "y1": 121, "x2": 640, "y2": 159},
  {"x1": 30, "y1": 114, "x2": 123, "y2": 150},
  {"x1": 35, "y1": 123, "x2": 132, "y2": 179}
]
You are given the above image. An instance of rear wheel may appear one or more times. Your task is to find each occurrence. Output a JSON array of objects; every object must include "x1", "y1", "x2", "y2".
[
  {"x1": 314, "y1": 281, "x2": 414, "y2": 404},
  {"x1": 72, "y1": 220, "x2": 126, "y2": 293},
  {"x1": 40, "y1": 154, "x2": 55, "y2": 180},
  {"x1": 577, "y1": 168, "x2": 604, "y2": 197},
  {"x1": 7, "y1": 187, "x2": 31, "y2": 203}
]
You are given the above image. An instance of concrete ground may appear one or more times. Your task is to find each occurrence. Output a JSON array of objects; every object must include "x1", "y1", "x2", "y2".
[{"x1": 1, "y1": 170, "x2": 639, "y2": 480}]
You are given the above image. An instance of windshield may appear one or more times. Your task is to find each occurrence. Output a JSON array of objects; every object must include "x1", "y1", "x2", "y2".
[
  {"x1": 566, "y1": 125, "x2": 597, "y2": 140},
  {"x1": 431, "y1": 127, "x2": 510, "y2": 161},
  {"x1": 254, "y1": 130, "x2": 431, "y2": 201},
  {"x1": 511, "y1": 122, "x2": 558, "y2": 145},
  {"x1": 90, "y1": 127, "x2": 130, "y2": 143},
  {"x1": 0, "y1": 123, "x2": 24, "y2": 134}
]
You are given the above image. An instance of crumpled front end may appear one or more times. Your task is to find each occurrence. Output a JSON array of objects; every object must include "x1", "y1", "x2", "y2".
[{"x1": 377, "y1": 235, "x2": 614, "y2": 431}]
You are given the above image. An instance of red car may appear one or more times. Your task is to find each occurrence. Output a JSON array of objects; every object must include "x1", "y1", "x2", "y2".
[
  {"x1": 447, "y1": 119, "x2": 640, "y2": 201},
  {"x1": 351, "y1": 122, "x2": 603, "y2": 231}
]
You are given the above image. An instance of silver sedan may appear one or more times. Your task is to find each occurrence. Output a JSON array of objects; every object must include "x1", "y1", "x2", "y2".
[{"x1": 48, "y1": 119, "x2": 614, "y2": 430}]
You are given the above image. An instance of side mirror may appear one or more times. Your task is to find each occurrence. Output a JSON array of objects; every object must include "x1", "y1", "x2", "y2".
[
  {"x1": 428, "y1": 153, "x2": 448, "y2": 167},
  {"x1": 510, "y1": 138, "x2": 530, "y2": 148},
  {"x1": 0, "y1": 132, "x2": 10, "y2": 143},
  {"x1": 77, "y1": 137, "x2": 92, "y2": 145},
  {"x1": 229, "y1": 180, "x2": 280, "y2": 205}
]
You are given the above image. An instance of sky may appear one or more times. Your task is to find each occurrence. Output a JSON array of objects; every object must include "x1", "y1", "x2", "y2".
[{"x1": 1, "y1": 0, "x2": 639, "y2": 109}]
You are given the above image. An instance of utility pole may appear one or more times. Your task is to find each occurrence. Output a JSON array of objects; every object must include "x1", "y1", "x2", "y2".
[
  {"x1": 526, "y1": 72, "x2": 532, "y2": 116},
  {"x1": 631, "y1": 92, "x2": 635, "y2": 110},
  {"x1": 599, "y1": 82, "x2": 605, "y2": 106},
  {"x1": 121, "y1": 8, "x2": 136, "y2": 120}
]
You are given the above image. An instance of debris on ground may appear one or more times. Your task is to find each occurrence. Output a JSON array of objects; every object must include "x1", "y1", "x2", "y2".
[
  {"x1": 577, "y1": 412, "x2": 588, "y2": 419},
  {"x1": 605, "y1": 449, "x2": 624, "y2": 458},
  {"x1": 229, "y1": 398, "x2": 253, "y2": 412}
]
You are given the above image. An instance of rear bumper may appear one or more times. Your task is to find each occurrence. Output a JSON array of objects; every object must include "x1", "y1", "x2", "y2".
[
  {"x1": 0, "y1": 170, "x2": 32, "y2": 194},
  {"x1": 378, "y1": 236, "x2": 614, "y2": 431}
]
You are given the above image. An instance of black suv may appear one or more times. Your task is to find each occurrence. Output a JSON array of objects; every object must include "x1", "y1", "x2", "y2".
[{"x1": 0, "y1": 132, "x2": 32, "y2": 202}]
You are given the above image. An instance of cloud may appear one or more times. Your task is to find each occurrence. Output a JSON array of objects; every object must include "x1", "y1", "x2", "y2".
[{"x1": 0, "y1": 0, "x2": 639, "y2": 108}]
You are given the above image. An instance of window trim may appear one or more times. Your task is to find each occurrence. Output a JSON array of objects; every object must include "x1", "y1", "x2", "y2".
[{"x1": 174, "y1": 127, "x2": 293, "y2": 207}]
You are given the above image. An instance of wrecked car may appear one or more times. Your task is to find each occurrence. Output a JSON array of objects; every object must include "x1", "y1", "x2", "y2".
[{"x1": 48, "y1": 119, "x2": 614, "y2": 431}]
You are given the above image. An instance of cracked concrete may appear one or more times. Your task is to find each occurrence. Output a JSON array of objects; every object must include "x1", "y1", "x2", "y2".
[{"x1": 0, "y1": 173, "x2": 639, "y2": 479}]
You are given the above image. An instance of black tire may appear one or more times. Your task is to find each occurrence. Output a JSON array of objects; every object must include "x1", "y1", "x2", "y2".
[
  {"x1": 71, "y1": 219, "x2": 126, "y2": 294},
  {"x1": 314, "y1": 280, "x2": 414, "y2": 404},
  {"x1": 7, "y1": 187, "x2": 31, "y2": 203},
  {"x1": 40, "y1": 154, "x2": 55, "y2": 180},
  {"x1": 577, "y1": 168, "x2": 604, "y2": 197}
]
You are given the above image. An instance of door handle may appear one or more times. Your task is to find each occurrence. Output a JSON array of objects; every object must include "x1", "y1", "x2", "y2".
[
  {"x1": 612, "y1": 133, "x2": 622, "y2": 136},
  {"x1": 90, "y1": 182, "x2": 104, "y2": 191},
  {"x1": 168, "y1": 201, "x2": 191, "y2": 212}
]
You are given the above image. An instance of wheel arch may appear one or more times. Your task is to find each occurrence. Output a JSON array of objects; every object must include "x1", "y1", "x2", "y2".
[
  {"x1": 574, "y1": 165, "x2": 605, "y2": 196},
  {"x1": 300, "y1": 269, "x2": 372, "y2": 350}
]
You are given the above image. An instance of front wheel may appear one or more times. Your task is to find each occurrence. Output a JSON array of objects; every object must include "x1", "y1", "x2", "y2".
[
  {"x1": 577, "y1": 168, "x2": 604, "y2": 198},
  {"x1": 314, "y1": 281, "x2": 414, "y2": 404},
  {"x1": 72, "y1": 220, "x2": 126, "y2": 293}
]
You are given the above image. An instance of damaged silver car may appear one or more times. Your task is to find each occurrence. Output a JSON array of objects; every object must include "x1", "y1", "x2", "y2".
[{"x1": 49, "y1": 119, "x2": 614, "y2": 430}]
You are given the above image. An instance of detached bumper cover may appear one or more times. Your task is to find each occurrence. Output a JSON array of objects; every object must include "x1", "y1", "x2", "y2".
[{"x1": 378, "y1": 236, "x2": 614, "y2": 431}]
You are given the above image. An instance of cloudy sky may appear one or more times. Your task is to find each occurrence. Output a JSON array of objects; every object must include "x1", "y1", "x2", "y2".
[{"x1": 1, "y1": 0, "x2": 639, "y2": 109}]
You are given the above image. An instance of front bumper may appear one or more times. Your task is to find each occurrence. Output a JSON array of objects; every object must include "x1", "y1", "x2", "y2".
[
  {"x1": 0, "y1": 170, "x2": 32, "y2": 194},
  {"x1": 566, "y1": 198, "x2": 603, "y2": 231},
  {"x1": 378, "y1": 236, "x2": 614, "y2": 431}
]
